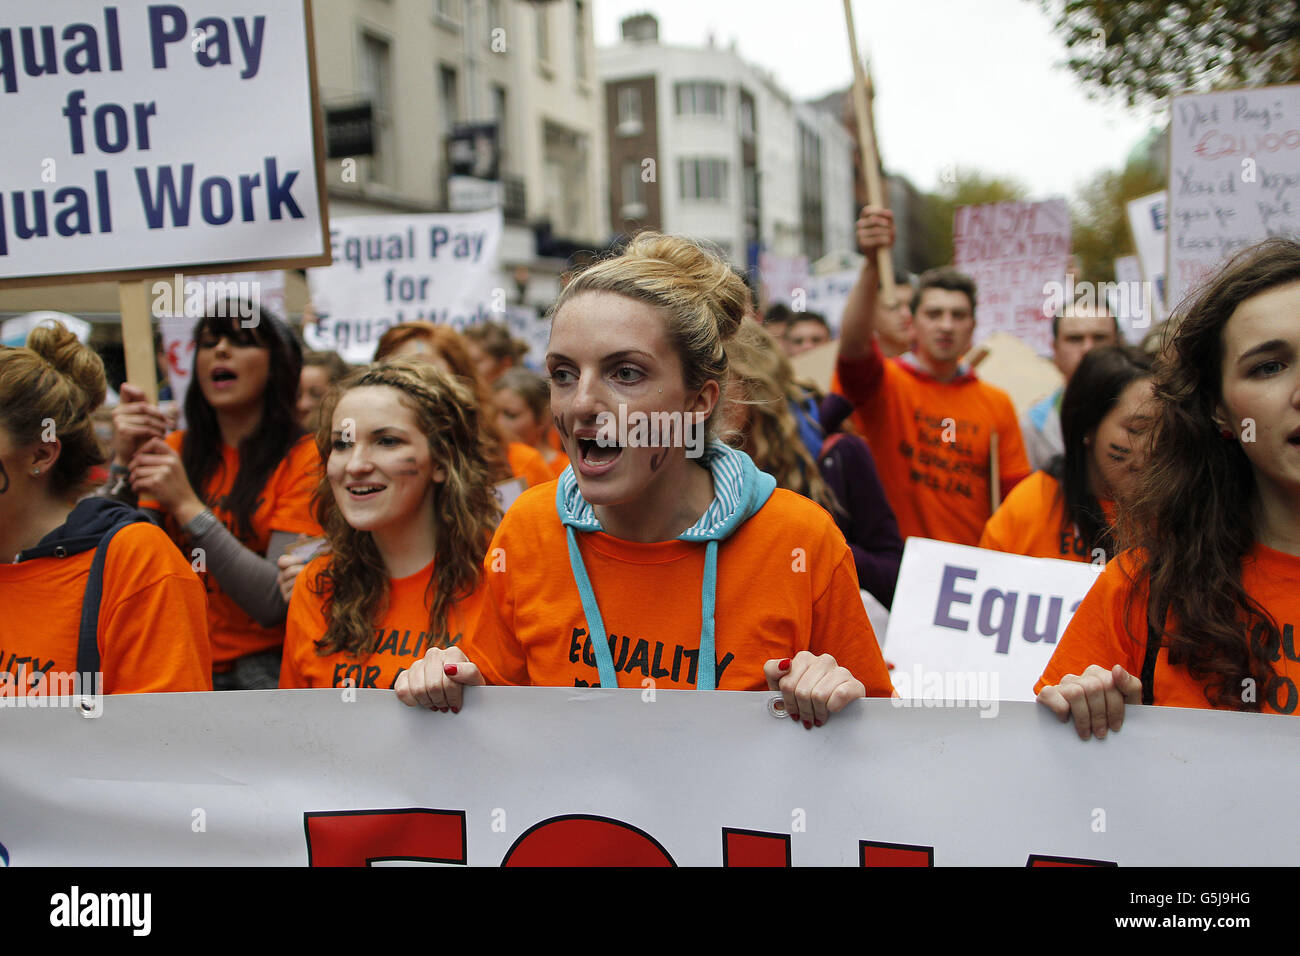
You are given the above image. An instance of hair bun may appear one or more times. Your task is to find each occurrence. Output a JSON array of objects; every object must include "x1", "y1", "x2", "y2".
[
  {"x1": 26, "y1": 321, "x2": 107, "y2": 415},
  {"x1": 623, "y1": 233, "x2": 750, "y2": 341}
]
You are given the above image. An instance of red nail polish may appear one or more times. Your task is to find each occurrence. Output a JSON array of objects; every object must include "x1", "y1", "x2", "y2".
[
  {"x1": 789, "y1": 712, "x2": 799, "y2": 721},
  {"x1": 803, "y1": 720, "x2": 812, "y2": 730},
  {"x1": 778, "y1": 658, "x2": 791, "y2": 671},
  {"x1": 450, "y1": 706, "x2": 460, "y2": 714},
  {"x1": 444, "y1": 664, "x2": 458, "y2": 676},
  {"x1": 814, "y1": 719, "x2": 823, "y2": 727}
]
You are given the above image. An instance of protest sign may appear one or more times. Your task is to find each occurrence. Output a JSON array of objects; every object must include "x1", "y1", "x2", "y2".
[
  {"x1": 884, "y1": 538, "x2": 1101, "y2": 702},
  {"x1": 1167, "y1": 84, "x2": 1300, "y2": 310},
  {"x1": 952, "y1": 199, "x2": 1071, "y2": 356},
  {"x1": 0, "y1": 311, "x2": 91, "y2": 347},
  {"x1": 1112, "y1": 256, "x2": 1150, "y2": 344},
  {"x1": 800, "y1": 267, "x2": 859, "y2": 335},
  {"x1": 1125, "y1": 190, "x2": 1168, "y2": 323},
  {"x1": 305, "y1": 210, "x2": 503, "y2": 364},
  {"x1": 0, "y1": 1, "x2": 329, "y2": 286},
  {"x1": 758, "y1": 252, "x2": 809, "y2": 308},
  {"x1": 1, "y1": 687, "x2": 1295, "y2": 866}
]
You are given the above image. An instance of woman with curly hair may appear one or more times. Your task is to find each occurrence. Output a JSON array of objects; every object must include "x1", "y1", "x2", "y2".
[
  {"x1": 396, "y1": 233, "x2": 894, "y2": 726},
  {"x1": 1037, "y1": 238, "x2": 1300, "y2": 736},
  {"x1": 279, "y1": 362, "x2": 500, "y2": 690},
  {"x1": 724, "y1": 320, "x2": 902, "y2": 609},
  {"x1": 373, "y1": 322, "x2": 552, "y2": 491}
]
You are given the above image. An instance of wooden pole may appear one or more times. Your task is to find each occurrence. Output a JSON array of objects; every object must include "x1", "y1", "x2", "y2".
[
  {"x1": 989, "y1": 431, "x2": 1001, "y2": 514},
  {"x1": 119, "y1": 279, "x2": 157, "y2": 405},
  {"x1": 842, "y1": 0, "x2": 897, "y2": 308}
]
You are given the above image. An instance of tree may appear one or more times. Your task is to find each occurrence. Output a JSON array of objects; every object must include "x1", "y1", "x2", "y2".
[
  {"x1": 919, "y1": 169, "x2": 1030, "y2": 269},
  {"x1": 1038, "y1": 1, "x2": 1300, "y2": 107},
  {"x1": 1070, "y1": 143, "x2": 1167, "y2": 286}
]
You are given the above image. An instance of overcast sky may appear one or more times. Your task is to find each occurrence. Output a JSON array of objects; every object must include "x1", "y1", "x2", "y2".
[{"x1": 594, "y1": 0, "x2": 1166, "y2": 201}]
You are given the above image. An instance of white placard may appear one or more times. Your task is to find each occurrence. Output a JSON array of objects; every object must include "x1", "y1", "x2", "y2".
[
  {"x1": 1112, "y1": 256, "x2": 1149, "y2": 344},
  {"x1": 952, "y1": 199, "x2": 1071, "y2": 357},
  {"x1": 305, "y1": 211, "x2": 503, "y2": 364},
  {"x1": 801, "y1": 268, "x2": 859, "y2": 336},
  {"x1": 758, "y1": 252, "x2": 810, "y2": 307},
  {"x1": 0, "y1": 687, "x2": 1296, "y2": 865},
  {"x1": 1125, "y1": 190, "x2": 1168, "y2": 323},
  {"x1": 501, "y1": 303, "x2": 550, "y2": 370},
  {"x1": 1167, "y1": 84, "x2": 1300, "y2": 311},
  {"x1": 0, "y1": 311, "x2": 91, "y2": 347},
  {"x1": 0, "y1": 1, "x2": 326, "y2": 281},
  {"x1": 884, "y1": 538, "x2": 1102, "y2": 702}
]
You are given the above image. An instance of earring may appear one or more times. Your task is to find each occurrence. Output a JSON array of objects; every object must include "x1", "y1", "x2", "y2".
[{"x1": 31, "y1": 468, "x2": 40, "y2": 476}]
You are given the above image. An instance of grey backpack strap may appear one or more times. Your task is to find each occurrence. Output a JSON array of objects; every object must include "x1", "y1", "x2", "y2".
[{"x1": 77, "y1": 517, "x2": 144, "y2": 676}]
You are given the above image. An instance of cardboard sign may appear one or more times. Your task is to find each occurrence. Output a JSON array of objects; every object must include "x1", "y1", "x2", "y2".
[
  {"x1": 305, "y1": 210, "x2": 503, "y2": 364},
  {"x1": 0, "y1": 1, "x2": 329, "y2": 285},
  {"x1": 884, "y1": 538, "x2": 1102, "y2": 702},
  {"x1": 952, "y1": 199, "x2": 1071, "y2": 357},
  {"x1": 1167, "y1": 84, "x2": 1300, "y2": 310}
]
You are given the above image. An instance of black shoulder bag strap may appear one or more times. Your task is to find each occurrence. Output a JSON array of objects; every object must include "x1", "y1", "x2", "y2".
[{"x1": 76, "y1": 517, "x2": 145, "y2": 676}]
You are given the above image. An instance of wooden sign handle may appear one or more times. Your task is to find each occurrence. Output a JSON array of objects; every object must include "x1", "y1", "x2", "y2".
[
  {"x1": 842, "y1": 0, "x2": 896, "y2": 307},
  {"x1": 119, "y1": 279, "x2": 157, "y2": 405}
]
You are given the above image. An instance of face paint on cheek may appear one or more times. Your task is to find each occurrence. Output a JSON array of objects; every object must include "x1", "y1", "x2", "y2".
[
  {"x1": 553, "y1": 415, "x2": 569, "y2": 440},
  {"x1": 394, "y1": 455, "x2": 422, "y2": 477},
  {"x1": 0, "y1": 460, "x2": 8, "y2": 495},
  {"x1": 649, "y1": 449, "x2": 669, "y2": 472}
]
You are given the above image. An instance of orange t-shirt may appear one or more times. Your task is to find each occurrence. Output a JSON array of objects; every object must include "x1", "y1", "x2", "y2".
[
  {"x1": 463, "y1": 484, "x2": 896, "y2": 695},
  {"x1": 1035, "y1": 545, "x2": 1300, "y2": 714},
  {"x1": 140, "y1": 431, "x2": 323, "y2": 666},
  {"x1": 507, "y1": 441, "x2": 554, "y2": 489},
  {"x1": 979, "y1": 471, "x2": 1116, "y2": 562},
  {"x1": 0, "y1": 523, "x2": 211, "y2": 694},
  {"x1": 280, "y1": 553, "x2": 488, "y2": 690},
  {"x1": 833, "y1": 346, "x2": 1031, "y2": 546}
]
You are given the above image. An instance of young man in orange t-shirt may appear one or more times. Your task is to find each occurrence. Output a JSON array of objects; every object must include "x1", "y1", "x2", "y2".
[{"x1": 833, "y1": 207, "x2": 1030, "y2": 547}]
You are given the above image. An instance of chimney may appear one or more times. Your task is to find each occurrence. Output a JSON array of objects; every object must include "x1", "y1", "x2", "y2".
[{"x1": 621, "y1": 13, "x2": 659, "y2": 43}]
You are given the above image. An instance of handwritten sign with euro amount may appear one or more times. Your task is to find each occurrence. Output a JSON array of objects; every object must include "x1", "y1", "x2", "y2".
[{"x1": 1167, "y1": 84, "x2": 1300, "y2": 310}]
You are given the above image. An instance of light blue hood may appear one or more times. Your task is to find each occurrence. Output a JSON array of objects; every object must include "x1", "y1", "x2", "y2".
[{"x1": 554, "y1": 441, "x2": 777, "y2": 689}]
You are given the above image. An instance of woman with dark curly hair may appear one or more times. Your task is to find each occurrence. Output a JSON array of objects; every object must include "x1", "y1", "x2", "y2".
[
  {"x1": 279, "y1": 362, "x2": 499, "y2": 690},
  {"x1": 1036, "y1": 239, "x2": 1300, "y2": 737}
]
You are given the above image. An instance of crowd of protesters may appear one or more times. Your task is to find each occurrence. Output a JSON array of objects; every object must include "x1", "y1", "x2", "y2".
[{"x1": 1, "y1": 207, "x2": 1296, "y2": 739}]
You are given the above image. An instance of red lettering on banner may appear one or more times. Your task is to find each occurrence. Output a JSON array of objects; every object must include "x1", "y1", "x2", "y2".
[
  {"x1": 304, "y1": 808, "x2": 467, "y2": 866},
  {"x1": 1026, "y1": 854, "x2": 1116, "y2": 867},
  {"x1": 722, "y1": 828, "x2": 790, "y2": 867},
  {"x1": 860, "y1": 840, "x2": 934, "y2": 866},
  {"x1": 501, "y1": 814, "x2": 675, "y2": 866},
  {"x1": 300, "y1": 807, "x2": 1120, "y2": 865}
]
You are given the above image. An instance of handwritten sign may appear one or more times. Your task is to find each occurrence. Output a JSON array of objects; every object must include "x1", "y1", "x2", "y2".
[
  {"x1": 1167, "y1": 84, "x2": 1300, "y2": 310},
  {"x1": 952, "y1": 199, "x2": 1071, "y2": 357}
]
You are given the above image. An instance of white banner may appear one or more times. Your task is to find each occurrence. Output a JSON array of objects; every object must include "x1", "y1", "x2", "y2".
[
  {"x1": 884, "y1": 539, "x2": 1102, "y2": 702},
  {"x1": 1, "y1": 688, "x2": 1296, "y2": 866},
  {"x1": 800, "y1": 268, "x2": 859, "y2": 337},
  {"x1": 952, "y1": 199, "x2": 1071, "y2": 357},
  {"x1": 0, "y1": 1, "x2": 326, "y2": 281},
  {"x1": 1167, "y1": 84, "x2": 1300, "y2": 311},
  {"x1": 305, "y1": 211, "x2": 503, "y2": 364},
  {"x1": 1112, "y1": 256, "x2": 1150, "y2": 344}
]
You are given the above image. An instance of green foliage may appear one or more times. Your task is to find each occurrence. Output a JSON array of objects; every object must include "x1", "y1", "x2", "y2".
[
  {"x1": 1070, "y1": 145, "x2": 1167, "y2": 285},
  {"x1": 1038, "y1": 0, "x2": 1300, "y2": 107},
  {"x1": 919, "y1": 169, "x2": 1030, "y2": 269}
]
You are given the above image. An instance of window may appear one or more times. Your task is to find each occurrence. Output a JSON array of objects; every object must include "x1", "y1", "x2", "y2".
[
  {"x1": 743, "y1": 167, "x2": 758, "y2": 212},
  {"x1": 436, "y1": 0, "x2": 462, "y2": 24},
  {"x1": 536, "y1": 4, "x2": 550, "y2": 64},
  {"x1": 617, "y1": 87, "x2": 642, "y2": 135},
  {"x1": 440, "y1": 65, "x2": 459, "y2": 140},
  {"x1": 675, "y1": 82, "x2": 724, "y2": 117},
  {"x1": 492, "y1": 84, "x2": 508, "y2": 167},
  {"x1": 678, "y1": 158, "x2": 728, "y2": 201},
  {"x1": 621, "y1": 160, "x2": 645, "y2": 218},
  {"x1": 739, "y1": 96, "x2": 755, "y2": 141},
  {"x1": 574, "y1": 1, "x2": 588, "y2": 81},
  {"x1": 359, "y1": 34, "x2": 392, "y2": 185}
]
